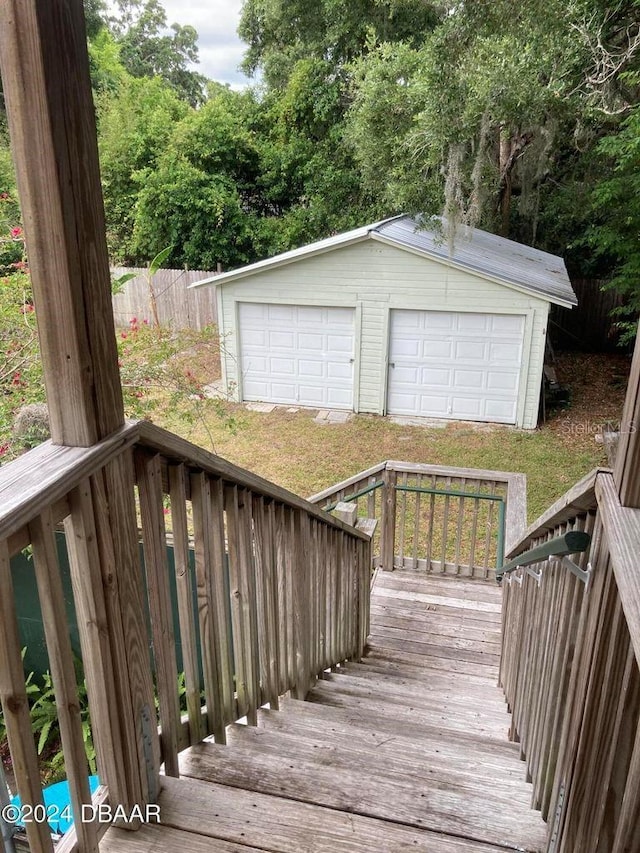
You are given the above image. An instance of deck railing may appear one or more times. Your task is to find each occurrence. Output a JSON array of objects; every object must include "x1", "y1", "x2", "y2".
[
  {"x1": 309, "y1": 461, "x2": 526, "y2": 580},
  {"x1": 0, "y1": 421, "x2": 371, "y2": 853},
  {"x1": 500, "y1": 467, "x2": 640, "y2": 852}
]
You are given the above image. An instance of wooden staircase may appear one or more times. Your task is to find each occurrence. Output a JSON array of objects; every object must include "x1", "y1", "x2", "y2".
[{"x1": 102, "y1": 570, "x2": 547, "y2": 853}]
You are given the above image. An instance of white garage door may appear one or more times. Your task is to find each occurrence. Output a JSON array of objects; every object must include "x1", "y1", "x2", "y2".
[
  {"x1": 387, "y1": 310, "x2": 525, "y2": 424},
  {"x1": 239, "y1": 303, "x2": 355, "y2": 409}
]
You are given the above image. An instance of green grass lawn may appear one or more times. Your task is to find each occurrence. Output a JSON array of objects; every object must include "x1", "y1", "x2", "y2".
[{"x1": 159, "y1": 402, "x2": 606, "y2": 524}]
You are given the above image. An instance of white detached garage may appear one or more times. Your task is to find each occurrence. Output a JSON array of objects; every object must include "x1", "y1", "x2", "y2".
[{"x1": 193, "y1": 216, "x2": 576, "y2": 429}]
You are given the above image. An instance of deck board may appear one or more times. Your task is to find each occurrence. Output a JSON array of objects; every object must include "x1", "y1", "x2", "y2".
[{"x1": 101, "y1": 570, "x2": 547, "y2": 852}]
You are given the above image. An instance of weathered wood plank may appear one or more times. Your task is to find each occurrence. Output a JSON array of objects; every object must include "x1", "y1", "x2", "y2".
[
  {"x1": 156, "y1": 775, "x2": 513, "y2": 853},
  {"x1": 135, "y1": 451, "x2": 181, "y2": 776},
  {"x1": 596, "y1": 471, "x2": 640, "y2": 665},
  {"x1": 191, "y1": 473, "x2": 227, "y2": 742},
  {"x1": 0, "y1": 0, "x2": 123, "y2": 444},
  {"x1": 91, "y1": 452, "x2": 159, "y2": 808},
  {"x1": 64, "y1": 480, "x2": 127, "y2": 805},
  {"x1": 179, "y1": 742, "x2": 545, "y2": 850},
  {"x1": 0, "y1": 424, "x2": 138, "y2": 543},
  {"x1": 137, "y1": 422, "x2": 370, "y2": 541},
  {"x1": 168, "y1": 464, "x2": 204, "y2": 746},
  {"x1": 0, "y1": 541, "x2": 54, "y2": 853},
  {"x1": 30, "y1": 510, "x2": 99, "y2": 852}
]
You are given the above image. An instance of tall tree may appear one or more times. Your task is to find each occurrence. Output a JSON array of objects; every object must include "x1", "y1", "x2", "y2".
[{"x1": 110, "y1": 0, "x2": 206, "y2": 105}]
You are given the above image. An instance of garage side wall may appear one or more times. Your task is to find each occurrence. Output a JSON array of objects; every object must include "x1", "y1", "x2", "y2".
[{"x1": 218, "y1": 240, "x2": 550, "y2": 429}]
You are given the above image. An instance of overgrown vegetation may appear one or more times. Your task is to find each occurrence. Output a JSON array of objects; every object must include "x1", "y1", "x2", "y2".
[{"x1": 1, "y1": 0, "x2": 638, "y2": 322}]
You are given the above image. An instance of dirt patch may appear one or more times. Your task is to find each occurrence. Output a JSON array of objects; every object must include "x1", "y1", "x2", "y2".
[{"x1": 544, "y1": 351, "x2": 631, "y2": 454}]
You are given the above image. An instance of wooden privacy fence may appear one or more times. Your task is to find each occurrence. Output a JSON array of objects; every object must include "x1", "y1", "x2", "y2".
[
  {"x1": 111, "y1": 268, "x2": 218, "y2": 330},
  {"x1": 309, "y1": 461, "x2": 526, "y2": 580},
  {"x1": 500, "y1": 467, "x2": 640, "y2": 852},
  {"x1": 0, "y1": 421, "x2": 370, "y2": 853}
]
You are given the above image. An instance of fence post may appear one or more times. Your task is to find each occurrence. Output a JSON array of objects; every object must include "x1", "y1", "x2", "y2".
[{"x1": 381, "y1": 466, "x2": 397, "y2": 571}]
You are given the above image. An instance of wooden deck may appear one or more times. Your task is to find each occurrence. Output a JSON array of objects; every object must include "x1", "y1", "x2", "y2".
[{"x1": 101, "y1": 571, "x2": 547, "y2": 853}]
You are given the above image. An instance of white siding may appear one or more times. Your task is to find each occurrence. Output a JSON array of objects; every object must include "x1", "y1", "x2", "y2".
[{"x1": 219, "y1": 240, "x2": 550, "y2": 429}]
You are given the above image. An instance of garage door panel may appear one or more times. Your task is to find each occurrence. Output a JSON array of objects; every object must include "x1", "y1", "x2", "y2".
[
  {"x1": 388, "y1": 309, "x2": 524, "y2": 424},
  {"x1": 422, "y1": 367, "x2": 451, "y2": 387},
  {"x1": 270, "y1": 357, "x2": 296, "y2": 375},
  {"x1": 327, "y1": 334, "x2": 353, "y2": 353},
  {"x1": 242, "y1": 329, "x2": 267, "y2": 347},
  {"x1": 425, "y1": 312, "x2": 455, "y2": 330},
  {"x1": 487, "y1": 372, "x2": 519, "y2": 391},
  {"x1": 299, "y1": 360, "x2": 323, "y2": 378},
  {"x1": 452, "y1": 396, "x2": 483, "y2": 417},
  {"x1": 454, "y1": 369, "x2": 485, "y2": 388},
  {"x1": 268, "y1": 305, "x2": 296, "y2": 322},
  {"x1": 455, "y1": 341, "x2": 488, "y2": 360},
  {"x1": 423, "y1": 341, "x2": 452, "y2": 359},
  {"x1": 491, "y1": 314, "x2": 523, "y2": 333},
  {"x1": 420, "y1": 395, "x2": 449, "y2": 415},
  {"x1": 457, "y1": 313, "x2": 490, "y2": 332},
  {"x1": 301, "y1": 334, "x2": 324, "y2": 351},
  {"x1": 239, "y1": 303, "x2": 354, "y2": 408},
  {"x1": 489, "y1": 342, "x2": 521, "y2": 362},
  {"x1": 328, "y1": 362, "x2": 352, "y2": 380}
]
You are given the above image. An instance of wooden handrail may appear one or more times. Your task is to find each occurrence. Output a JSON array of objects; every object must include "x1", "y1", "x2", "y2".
[
  {"x1": 136, "y1": 421, "x2": 370, "y2": 541},
  {"x1": 0, "y1": 421, "x2": 372, "y2": 853}
]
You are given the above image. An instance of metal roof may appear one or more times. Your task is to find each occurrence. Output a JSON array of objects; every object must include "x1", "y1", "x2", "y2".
[{"x1": 191, "y1": 214, "x2": 576, "y2": 307}]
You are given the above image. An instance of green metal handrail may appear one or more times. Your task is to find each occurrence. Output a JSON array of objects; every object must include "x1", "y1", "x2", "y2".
[
  {"x1": 323, "y1": 480, "x2": 385, "y2": 512},
  {"x1": 394, "y1": 485, "x2": 506, "y2": 569},
  {"x1": 496, "y1": 531, "x2": 592, "y2": 583}
]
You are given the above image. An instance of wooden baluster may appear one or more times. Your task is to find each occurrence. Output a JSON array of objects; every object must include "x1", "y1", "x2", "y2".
[
  {"x1": 397, "y1": 472, "x2": 407, "y2": 565},
  {"x1": 0, "y1": 540, "x2": 54, "y2": 853},
  {"x1": 253, "y1": 496, "x2": 280, "y2": 709},
  {"x1": 65, "y1": 480, "x2": 128, "y2": 808},
  {"x1": 209, "y1": 478, "x2": 236, "y2": 725},
  {"x1": 318, "y1": 523, "x2": 329, "y2": 671},
  {"x1": 135, "y1": 451, "x2": 181, "y2": 777},
  {"x1": 191, "y1": 473, "x2": 226, "y2": 743},
  {"x1": 330, "y1": 527, "x2": 339, "y2": 667},
  {"x1": 29, "y1": 510, "x2": 99, "y2": 851},
  {"x1": 468, "y1": 495, "x2": 480, "y2": 574},
  {"x1": 454, "y1": 484, "x2": 466, "y2": 575},
  {"x1": 225, "y1": 486, "x2": 260, "y2": 724},
  {"x1": 412, "y1": 474, "x2": 422, "y2": 570},
  {"x1": 292, "y1": 511, "x2": 312, "y2": 699},
  {"x1": 483, "y1": 481, "x2": 498, "y2": 579},
  {"x1": 168, "y1": 464, "x2": 204, "y2": 746},
  {"x1": 274, "y1": 504, "x2": 289, "y2": 696},
  {"x1": 381, "y1": 468, "x2": 397, "y2": 571},
  {"x1": 91, "y1": 454, "x2": 159, "y2": 809}
]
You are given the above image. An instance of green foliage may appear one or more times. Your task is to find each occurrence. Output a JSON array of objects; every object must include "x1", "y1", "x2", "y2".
[
  {"x1": 97, "y1": 75, "x2": 190, "y2": 260},
  {"x1": 110, "y1": 0, "x2": 206, "y2": 105},
  {"x1": 588, "y1": 100, "x2": 640, "y2": 340},
  {"x1": 0, "y1": 653, "x2": 96, "y2": 785}
]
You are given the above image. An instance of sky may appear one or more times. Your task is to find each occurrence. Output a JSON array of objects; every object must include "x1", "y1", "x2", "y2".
[{"x1": 161, "y1": 0, "x2": 250, "y2": 89}]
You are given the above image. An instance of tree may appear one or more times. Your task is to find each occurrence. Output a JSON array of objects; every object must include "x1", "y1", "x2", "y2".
[
  {"x1": 347, "y1": 0, "x2": 640, "y2": 248},
  {"x1": 239, "y1": 0, "x2": 441, "y2": 89},
  {"x1": 110, "y1": 0, "x2": 206, "y2": 105},
  {"x1": 97, "y1": 75, "x2": 190, "y2": 260},
  {"x1": 130, "y1": 89, "x2": 266, "y2": 268},
  {"x1": 587, "y1": 99, "x2": 640, "y2": 338}
]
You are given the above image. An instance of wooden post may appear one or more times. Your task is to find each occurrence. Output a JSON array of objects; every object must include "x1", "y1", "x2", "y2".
[
  {"x1": 381, "y1": 467, "x2": 397, "y2": 571},
  {"x1": 0, "y1": 0, "x2": 158, "y2": 815},
  {"x1": 614, "y1": 324, "x2": 640, "y2": 507},
  {"x1": 0, "y1": 0, "x2": 124, "y2": 446}
]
